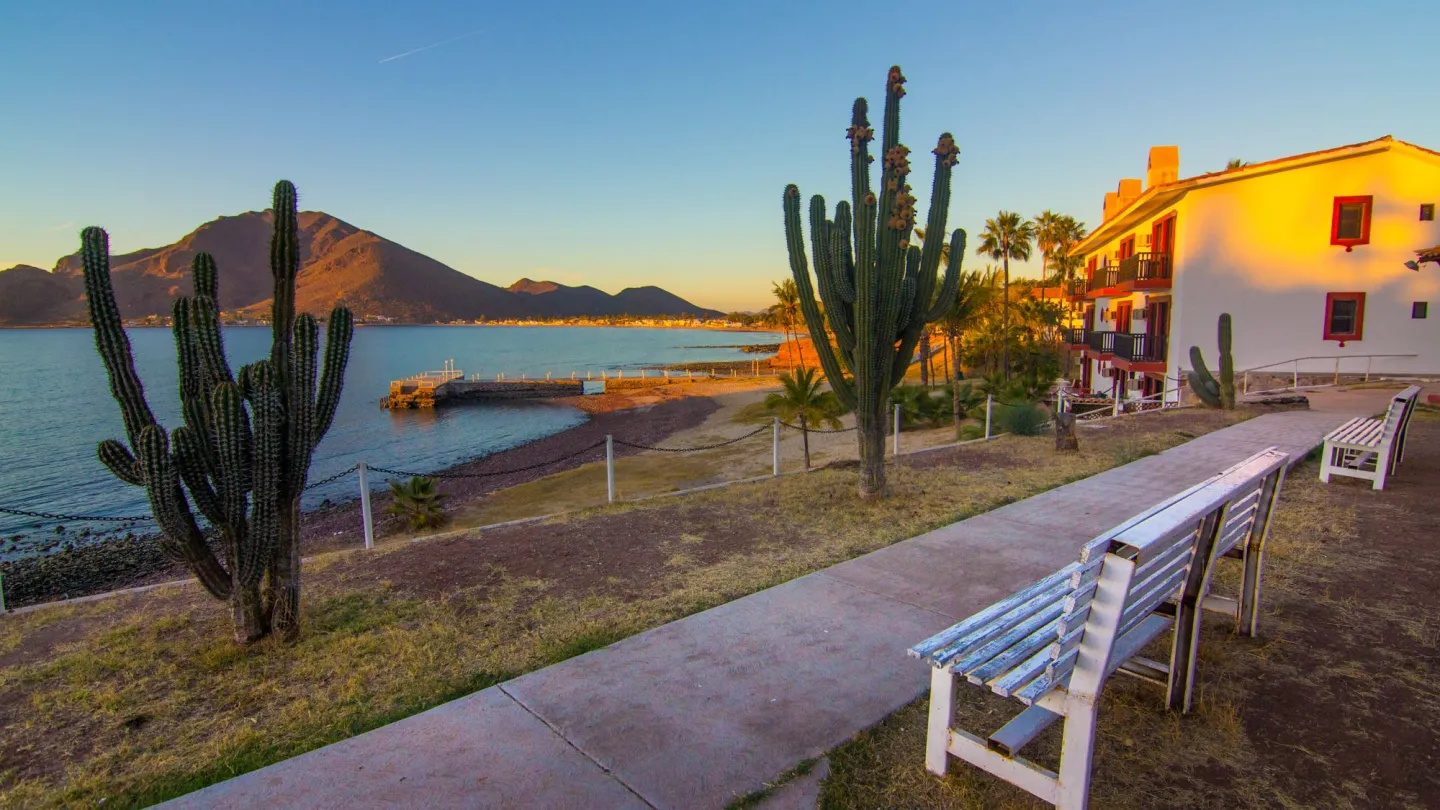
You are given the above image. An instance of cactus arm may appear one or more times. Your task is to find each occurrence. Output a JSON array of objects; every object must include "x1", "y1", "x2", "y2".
[
  {"x1": 80, "y1": 227, "x2": 158, "y2": 447},
  {"x1": 269, "y1": 180, "x2": 300, "y2": 388},
  {"x1": 97, "y1": 439, "x2": 144, "y2": 486},
  {"x1": 242, "y1": 365, "x2": 282, "y2": 588},
  {"x1": 173, "y1": 298, "x2": 203, "y2": 403},
  {"x1": 173, "y1": 425, "x2": 225, "y2": 527},
  {"x1": 211, "y1": 382, "x2": 252, "y2": 531},
  {"x1": 1188, "y1": 346, "x2": 1223, "y2": 408},
  {"x1": 923, "y1": 229, "x2": 966, "y2": 322},
  {"x1": 831, "y1": 201, "x2": 857, "y2": 306},
  {"x1": 785, "y1": 186, "x2": 857, "y2": 409},
  {"x1": 192, "y1": 301, "x2": 235, "y2": 394},
  {"x1": 135, "y1": 425, "x2": 231, "y2": 598},
  {"x1": 1218, "y1": 313, "x2": 1235, "y2": 409},
  {"x1": 289, "y1": 314, "x2": 320, "y2": 490},
  {"x1": 313, "y1": 307, "x2": 353, "y2": 443}
]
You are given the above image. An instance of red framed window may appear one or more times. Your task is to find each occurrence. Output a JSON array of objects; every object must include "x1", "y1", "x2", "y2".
[
  {"x1": 1323, "y1": 292, "x2": 1365, "y2": 343},
  {"x1": 1330, "y1": 196, "x2": 1372, "y2": 251},
  {"x1": 1118, "y1": 236, "x2": 1136, "y2": 261}
]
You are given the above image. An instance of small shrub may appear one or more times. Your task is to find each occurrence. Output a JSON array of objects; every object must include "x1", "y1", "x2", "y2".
[
  {"x1": 999, "y1": 402, "x2": 1047, "y2": 436},
  {"x1": 959, "y1": 423, "x2": 985, "y2": 441},
  {"x1": 385, "y1": 476, "x2": 448, "y2": 530}
]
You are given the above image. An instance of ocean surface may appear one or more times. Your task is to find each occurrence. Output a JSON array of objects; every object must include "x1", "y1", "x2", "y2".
[{"x1": 0, "y1": 326, "x2": 780, "y2": 548}]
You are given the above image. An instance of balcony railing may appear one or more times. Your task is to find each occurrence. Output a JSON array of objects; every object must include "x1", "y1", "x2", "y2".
[
  {"x1": 1064, "y1": 327, "x2": 1087, "y2": 346},
  {"x1": 1087, "y1": 330, "x2": 1116, "y2": 355},
  {"x1": 1087, "y1": 264, "x2": 1119, "y2": 295},
  {"x1": 1114, "y1": 332, "x2": 1169, "y2": 364},
  {"x1": 1116, "y1": 252, "x2": 1173, "y2": 287},
  {"x1": 1066, "y1": 278, "x2": 1088, "y2": 298}
]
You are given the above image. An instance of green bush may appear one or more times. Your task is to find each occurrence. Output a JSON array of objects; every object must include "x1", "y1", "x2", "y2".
[
  {"x1": 959, "y1": 423, "x2": 985, "y2": 441},
  {"x1": 998, "y1": 402, "x2": 1047, "y2": 436}
]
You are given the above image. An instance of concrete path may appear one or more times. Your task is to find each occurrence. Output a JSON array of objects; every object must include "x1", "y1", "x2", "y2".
[{"x1": 165, "y1": 393, "x2": 1405, "y2": 810}]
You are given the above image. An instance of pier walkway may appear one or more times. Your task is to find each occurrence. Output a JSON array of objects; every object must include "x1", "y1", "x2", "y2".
[{"x1": 164, "y1": 390, "x2": 1405, "y2": 809}]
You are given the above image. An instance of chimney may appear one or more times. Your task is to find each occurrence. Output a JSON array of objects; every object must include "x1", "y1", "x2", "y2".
[
  {"x1": 1116, "y1": 178, "x2": 1143, "y2": 210},
  {"x1": 1103, "y1": 191, "x2": 1120, "y2": 222},
  {"x1": 1146, "y1": 146, "x2": 1180, "y2": 189}
]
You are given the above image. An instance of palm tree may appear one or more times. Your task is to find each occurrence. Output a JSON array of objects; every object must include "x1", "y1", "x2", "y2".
[
  {"x1": 763, "y1": 367, "x2": 846, "y2": 470},
  {"x1": 938, "y1": 268, "x2": 998, "y2": 437},
  {"x1": 1226, "y1": 158, "x2": 1250, "y2": 170},
  {"x1": 386, "y1": 476, "x2": 448, "y2": 530},
  {"x1": 976, "y1": 212, "x2": 1035, "y2": 380},
  {"x1": 1033, "y1": 210, "x2": 1063, "y2": 281},
  {"x1": 768, "y1": 279, "x2": 804, "y2": 371}
]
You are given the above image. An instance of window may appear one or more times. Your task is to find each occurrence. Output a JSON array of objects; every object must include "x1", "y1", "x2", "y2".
[
  {"x1": 1330, "y1": 196, "x2": 1372, "y2": 251},
  {"x1": 1323, "y1": 292, "x2": 1365, "y2": 343},
  {"x1": 1118, "y1": 236, "x2": 1136, "y2": 260},
  {"x1": 1422, "y1": 204, "x2": 1435, "y2": 222},
  {"x1": 1415, "y1": 302, "x2": 1429, "y2": 319}
]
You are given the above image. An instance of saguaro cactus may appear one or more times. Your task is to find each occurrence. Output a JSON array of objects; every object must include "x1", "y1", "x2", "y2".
[
  {"x1": 83, "y1": 180, "x2": 353, "y2": 642},
  {"x1": 783, "y1": 66, "x2": 963, "y2": 498},
  {"x1": 1187, "y1": 313, "x2": 1235, "y2": 409}
]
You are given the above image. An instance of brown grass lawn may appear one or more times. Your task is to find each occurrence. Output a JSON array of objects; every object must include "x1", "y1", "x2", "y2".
[
  {"x1": 819, "y1": 411, "x2": 1440, "y2": 810},
  {"x1": 0, "y1": 407, "x2": 1253, "y2": 808}
]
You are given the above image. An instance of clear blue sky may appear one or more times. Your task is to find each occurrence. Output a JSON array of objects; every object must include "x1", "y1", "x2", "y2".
[{"x1": 3, "y1": 0, "x2": 1436, "y2": 312}]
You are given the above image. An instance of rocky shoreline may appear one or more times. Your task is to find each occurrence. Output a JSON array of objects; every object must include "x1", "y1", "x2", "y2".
[{"x1": 0, "y1": 396, "x2": 720, "y2": 609}]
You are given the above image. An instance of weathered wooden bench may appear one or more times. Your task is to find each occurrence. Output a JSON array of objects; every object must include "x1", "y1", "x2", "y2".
[
  {"x1": 1319, "y1": 385, "x2": 1422, "y2": 490},
  {"x1": 909, "y1": 448, "x2": 1289, "y2": 810}
]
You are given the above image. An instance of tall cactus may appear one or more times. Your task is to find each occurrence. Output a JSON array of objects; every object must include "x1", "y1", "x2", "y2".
[
  {"x1": 1187, "y1": 313, "x2": 1235, "y2": 409},
  {"x1": 783, "y1": 66, "x2": 963, "y2": 498},
  {"x1": 82, "y1": 180, "x2": 353, "y2": 642}
]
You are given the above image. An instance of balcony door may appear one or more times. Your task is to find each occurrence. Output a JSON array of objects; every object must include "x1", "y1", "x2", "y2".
[
  {"x1": 1151, "y1": 214, "x2": 1176, "y2": 256},
  {"x1": 1146, "y1": 299, "x2": 1171, "y2": 363},
  {"x1": 1116, "y1": 301, "x2": 1133, "y2": 333}
]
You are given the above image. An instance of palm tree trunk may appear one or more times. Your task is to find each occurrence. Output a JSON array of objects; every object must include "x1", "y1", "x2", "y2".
[
  {"x1": 919, "y1": 332, "x2": 930, "y2": 387},
  {"x1": 800, "y1": 412, "x2": 811, "y2": 470},
  {"x1": 1002, "y1": 255, "x2": 1011, "y2": 381},
  {"x1": 952, "y1": 331, "x2": 964, "y2": 439},
  {"x1": 942, "y1": 336, "x2": 950, "y2": 384}
]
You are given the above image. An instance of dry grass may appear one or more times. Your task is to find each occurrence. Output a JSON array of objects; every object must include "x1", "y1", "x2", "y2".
[
  {"x1": 0, "y1": 409, "x2": 1250, "y2": 808},
  {"x1": 818, "y1": 420, "x2": 1440, "y2": 809}
]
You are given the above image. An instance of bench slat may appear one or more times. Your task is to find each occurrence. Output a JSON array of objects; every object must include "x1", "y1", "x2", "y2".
[
  {"x1": 968, "y1": 619, "x2": 1062, "y2": 686},
  {"x1": 920, "y1": 578, "x2": 1073, "y2": 667},
  {"x1": 988, "y1": 638, "x2": 1061, "y2": 697},
  {"x1": 949, "y1": 603, "x2": 1068, "y2": 676},
  {"x1": 909, "y1": 565, "x2": 1076, "y2": 662}
]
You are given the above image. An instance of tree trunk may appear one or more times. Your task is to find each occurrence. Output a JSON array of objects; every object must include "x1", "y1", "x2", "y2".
[
  {"x1": 231, "y1": 581, "x2": 267, "y2": 643},
  {"x1": 1054, "y1": 412, "x2": 1079, "y2": 452},
  {"x1": 919, "y1": 332, "x2": 930, "y2": 388},
  {"x1": 856, "y1": 403, "x2": 887, "y2": 499},
  {"x1": 952, "y1": 334, "x2": 965, "y2": 440},
  {"x1": 942, "y1": 337, "x2": 951, "y2": 384},
  {"x1": 1002, "y1": 255, "x2": 1011, "y2": 381},
  {"x1": 266, "y1": 499, "x2": 303, "y2": 641},
  {"x1": 800, "y1": 413, "x2": 811, "y2": 470}
]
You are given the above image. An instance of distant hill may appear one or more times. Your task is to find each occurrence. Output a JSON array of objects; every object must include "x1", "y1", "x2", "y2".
[{"x1": 0, "y1": 212, "x2": 722, "y2": 325}]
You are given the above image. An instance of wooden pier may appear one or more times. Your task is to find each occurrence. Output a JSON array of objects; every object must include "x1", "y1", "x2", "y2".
[{"x1": 381, "y1": 360, "x2": 584, "y2": 409}]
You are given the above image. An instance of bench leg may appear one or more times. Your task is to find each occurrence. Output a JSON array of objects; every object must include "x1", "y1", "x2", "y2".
[
  {"x1": 925, "y1": 667, "x2": 957, "y2": 776},
  {"x1": 1319, "y1": 444, "x2": 1333, "y2": 483},
  {"x1": 1238, "y1": 467, "x2": 1284, "y2": 637},
  {"x1": 1372, "y1": 464, "x2": 1388, "y2": 491},
  {"x1": 1056, "y1": 696, "x2": 1099, "y2": 810}
]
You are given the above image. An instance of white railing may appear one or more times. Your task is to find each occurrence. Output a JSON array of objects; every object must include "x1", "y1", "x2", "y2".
[{"x1": 1239, "y1": 354, "x2": 1419, "y2": 395}]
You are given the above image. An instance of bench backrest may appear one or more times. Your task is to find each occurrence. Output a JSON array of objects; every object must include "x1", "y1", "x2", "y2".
[
  {"x1": 1379, "y1": 393, "x2": 1411, "y2": 443},
  {"x1": 910, "y1": 448, "x2": 1289, "y2": 708},
  {"x1": 1013, "y1": 448, "x2": 1288, "y2": 705}
]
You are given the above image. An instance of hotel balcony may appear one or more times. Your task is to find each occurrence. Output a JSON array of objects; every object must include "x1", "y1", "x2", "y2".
[
  {"x1": 1064, "y1": 327, "x2": 1088, "y2": 350},
  {"x1": 1065, "y1": 278, "x2": 1088, "y2": 300},
  {"x1": 1085, "y1": 265, "x2": 1119, "y2": 299},
  {"x1": 1113, "y1": 332, "x2": 1168, "y2": 373},
  {"x1": 1086, "y1": 329, "x2": 1116, "y2": 358},
  {"x1": 1115, "y1": 252, "x2": 1173, "y2": 292}
]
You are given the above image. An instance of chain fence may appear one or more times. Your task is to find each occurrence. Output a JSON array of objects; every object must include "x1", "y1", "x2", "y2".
[{"x1": 613, "y1": 424, "x2": 771, "y2": 452}]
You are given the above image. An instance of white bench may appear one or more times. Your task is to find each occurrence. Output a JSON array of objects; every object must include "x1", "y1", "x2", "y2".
[
  {"x1": 1320, "y1": 385, "x2": 1422, "y2": 490},
  {"x1": 908, "y1": 448, "x2": 1289, "y2": 810}
]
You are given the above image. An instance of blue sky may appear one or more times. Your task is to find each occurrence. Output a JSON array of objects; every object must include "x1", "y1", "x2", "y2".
[{"x1": 3, "y1": 0, "x2": 1436, "y2": 311}]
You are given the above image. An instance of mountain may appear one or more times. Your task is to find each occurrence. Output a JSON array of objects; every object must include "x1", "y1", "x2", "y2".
[{"x1": 1, "y1": 212, "x2": 722, "y2": 325}]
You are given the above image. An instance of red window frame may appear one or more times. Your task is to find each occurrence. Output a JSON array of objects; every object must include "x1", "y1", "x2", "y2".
[
  {"x1": 1086, "y1": 256, "x2": 1097, "y2": 279},
  {"x1": 1118, "y1": 236, "x2": 1136, "y2": 261},
  {"x1": 1330, "y1": 196, "x2": 1372, "y2": 251},
  {"x1": 1322, "y1": 292, "x2": 1366, "y2": 343}
]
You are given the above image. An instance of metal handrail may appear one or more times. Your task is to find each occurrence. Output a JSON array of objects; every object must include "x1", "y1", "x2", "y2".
[{"x1": 1236, "y1": 353, "x2": 1419, "y2": 394}]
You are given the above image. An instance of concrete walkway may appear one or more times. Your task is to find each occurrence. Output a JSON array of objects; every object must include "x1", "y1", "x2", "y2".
[{"x1": 165, "y1": 393, "x2": 1405, "y2": 810}]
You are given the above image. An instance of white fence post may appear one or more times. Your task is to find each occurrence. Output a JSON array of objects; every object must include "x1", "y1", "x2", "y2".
[
  {"x1": 772, "y1": 417, "x2": 781, "y2": 477},
  {"x1": 1293, "y1": 360, "x2": 1298, "y2": 390},
  {"x1": 893, "y1": 404, "x2": 902, "y2": 456},
  {"x1": 985, "y1": 395, "x2": 993, "y2": 439},
  {"x1": 1334, "y1": 357, "x2": 1341, "y2": 386},
  {"x1": 606, "y1": 435, "x2": 616, "y2": 503},
  {"x1": 1112, "y1": 390, "x2": 1121, "y2": 418},
  {"x1": 357, "y1": 462, "x2": 374, "y2": 550},
  {"x1": 0, "y1": 572, "x2": 6, "y2": 613}
]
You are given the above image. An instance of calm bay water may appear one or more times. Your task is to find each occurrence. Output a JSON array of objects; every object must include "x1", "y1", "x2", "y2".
[{"x1": 0, "y1": 326, "x2": 780, "y2": 544}]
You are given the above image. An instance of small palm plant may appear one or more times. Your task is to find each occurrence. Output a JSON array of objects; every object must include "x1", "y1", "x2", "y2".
[
  {"x1": 386, "y1": 476, "x2": 448, "y2": 530},
  {"x1": 764, "y1": 367, "x2": 847, "y2": 470}
]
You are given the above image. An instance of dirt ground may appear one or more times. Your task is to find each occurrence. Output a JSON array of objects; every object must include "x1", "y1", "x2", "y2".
[{"x1": 819, "y1": 411, "x2": 1440, "y2": 809}]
